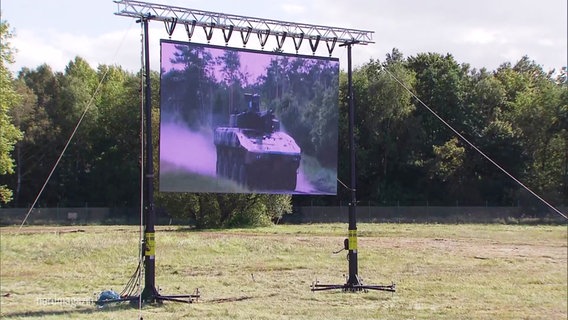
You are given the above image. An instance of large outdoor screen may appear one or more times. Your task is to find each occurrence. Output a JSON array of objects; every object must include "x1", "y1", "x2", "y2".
[{"x1": 159, "y1": 39, "x2": 339, "y2": 194}]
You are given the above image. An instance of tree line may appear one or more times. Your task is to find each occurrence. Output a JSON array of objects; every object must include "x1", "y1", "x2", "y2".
[
  {"x1": 330, "y1": 49, "x2": 566, "y2": 211},
  {"x1": 1, "y1": 21, "x2": 566, "y2": 226}
]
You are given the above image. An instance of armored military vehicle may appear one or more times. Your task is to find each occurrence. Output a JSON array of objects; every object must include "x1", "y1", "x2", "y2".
[{"x1": 214, "y1": 94, "x2": 301, "y2": 191}]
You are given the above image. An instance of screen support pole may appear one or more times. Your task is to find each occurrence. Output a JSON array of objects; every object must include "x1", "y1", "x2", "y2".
[
  {"x1": 139, "y1": 15, "x2": 200, "y2": 304},
  {"x1": 311, "y1": 40, "x2": 395, "y2": 293},
  {"x1": 98, "y1": 15, "x2": 199, "y2": 307},
  {"x1": 346, "y1": 40, "x2": 359, "y2": 288},
  {"x1": 140, "y1": 15, "x2": 159, "y2": 301}
]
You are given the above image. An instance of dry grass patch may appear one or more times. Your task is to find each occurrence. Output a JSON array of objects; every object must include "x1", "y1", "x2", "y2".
[{"x1": 0, "y1": 223, "x2": 566, "y2": 319}]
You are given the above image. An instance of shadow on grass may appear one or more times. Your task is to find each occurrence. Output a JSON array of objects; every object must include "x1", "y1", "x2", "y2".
[
  {"x1": 204, "y1": 293, "x2": 277, "y2": 304},
  {"x1": 1, "y1": 295, "x2": 278, "y2": 318},
  {"x1": 0, "y1": 303, "x2": 137, "y2": 319},
  {"x1": 161, "y1": 225, "x2": 267, "y2": 233}
]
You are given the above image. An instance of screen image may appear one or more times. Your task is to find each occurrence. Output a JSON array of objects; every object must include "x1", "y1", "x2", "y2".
[{"x1": 159, "y1": 40, "x2": 339, "y2": 194}]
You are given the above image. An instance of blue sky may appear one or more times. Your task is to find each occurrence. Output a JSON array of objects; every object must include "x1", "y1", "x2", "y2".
[{"x1": 2, "y1": 0, "x2": 566, "y2": 74}]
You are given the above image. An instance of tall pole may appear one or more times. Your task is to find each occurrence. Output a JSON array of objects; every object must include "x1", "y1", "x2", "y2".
[
  {"x1": 141, "y1": 16, "x2": 158, "y2": 301},
  {"x1": 346, "y1": 41, "x2": 360, "y2": 287},
  {"x1": 311, "y1": 40, "x2": 395, "y2": 293}
]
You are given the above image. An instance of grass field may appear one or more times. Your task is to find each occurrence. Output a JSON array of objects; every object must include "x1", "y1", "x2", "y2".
[{"x1": 0, "y1": 223, "x2": 566, "y2": 319}]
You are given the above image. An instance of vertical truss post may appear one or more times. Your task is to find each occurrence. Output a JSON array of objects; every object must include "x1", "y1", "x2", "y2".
[
  {"x1": 99, "y1": 14, "x2": 199, "y2": 307},
  {"x1": 346, "y1": 41, "x2": 360, "y2": 288},
  {"x1": 140, "y1": 16, "x2": 159, "y2": 302},
  {"x1": 311, "y1": 41, "x2": 395, "y2": 293}
]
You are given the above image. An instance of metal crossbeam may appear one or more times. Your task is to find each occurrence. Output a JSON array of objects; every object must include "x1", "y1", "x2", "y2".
[{"x1": 114, "y1": 0, "x2": 374, "y2": 49}]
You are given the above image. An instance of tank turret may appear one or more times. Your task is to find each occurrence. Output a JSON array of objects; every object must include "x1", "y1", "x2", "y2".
[{"x1": 214, "y1": 94, "x2": 301, "y2": 191}]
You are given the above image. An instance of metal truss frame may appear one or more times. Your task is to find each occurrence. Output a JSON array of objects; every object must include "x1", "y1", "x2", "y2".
[{"x1": 114, "y1": 0, "x2": 374, "y2": 55}]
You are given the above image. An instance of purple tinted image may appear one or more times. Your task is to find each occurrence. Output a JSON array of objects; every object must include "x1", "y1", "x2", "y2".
[
  {"x1": 159, "y1": 40, "x2": 339, "y2": 195},
  {"x1": 160, "y1": 122, "x2": 216, "y2": 177}
]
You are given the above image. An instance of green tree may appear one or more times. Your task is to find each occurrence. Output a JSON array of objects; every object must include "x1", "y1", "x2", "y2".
[
  {"x1": 8, "y1": 78, "x2": 52, "y2": 206},
  {"x1": 41, "y1": 57, "x2": 101, "y2": 205},
  {"x1": 84, "y1": 65, "x2": 141, "y2": 206},
  {"x1": 261, "y1": 57, "x2": 339, "y2": 168},
  {"x1": 156, "y1": 192, "x2": 292, "y2": 228},
  {"x1": 450, "y1": 67, "x2": 523, "y2": 204},
  {"x1": 0, "y1": 20, "x2": 23, "y2": 204},
  {"x1": 162, "y1": 44, "x2": 215, "y2": 129},
  {"x1": 7, "y1": 60, "x2": 144, "y2": 208},
  {"x1": 429, "y1": 137, "x2": 466, "y2": 200},
  {"x1": 15, "y1": 65, "x2": 64, "y2": 205},
  {"x1": 217, "y1": 50, "x2": 247, "y2": 114},
  {"x1": 405, "y1": 52, "x2": 513, "y2": 204},
  {"x1": 494, "y1": 57, "x2": 567, "y2": 205},
  {"x1": 406, "y1": 53, "x2": 470, "y2": 152},
  {"x1": 346, "y1": 56, "x2": 416, "y2": 202}
]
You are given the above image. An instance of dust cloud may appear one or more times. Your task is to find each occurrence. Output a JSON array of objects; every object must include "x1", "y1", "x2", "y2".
[{"x1": 159, "y1": 122, "x2": 217, "y2": 176}]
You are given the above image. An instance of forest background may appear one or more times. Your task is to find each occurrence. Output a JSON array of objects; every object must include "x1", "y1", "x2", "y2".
[{"x1": 1, "y1": 20, "x2": 566, "y2": 227}]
